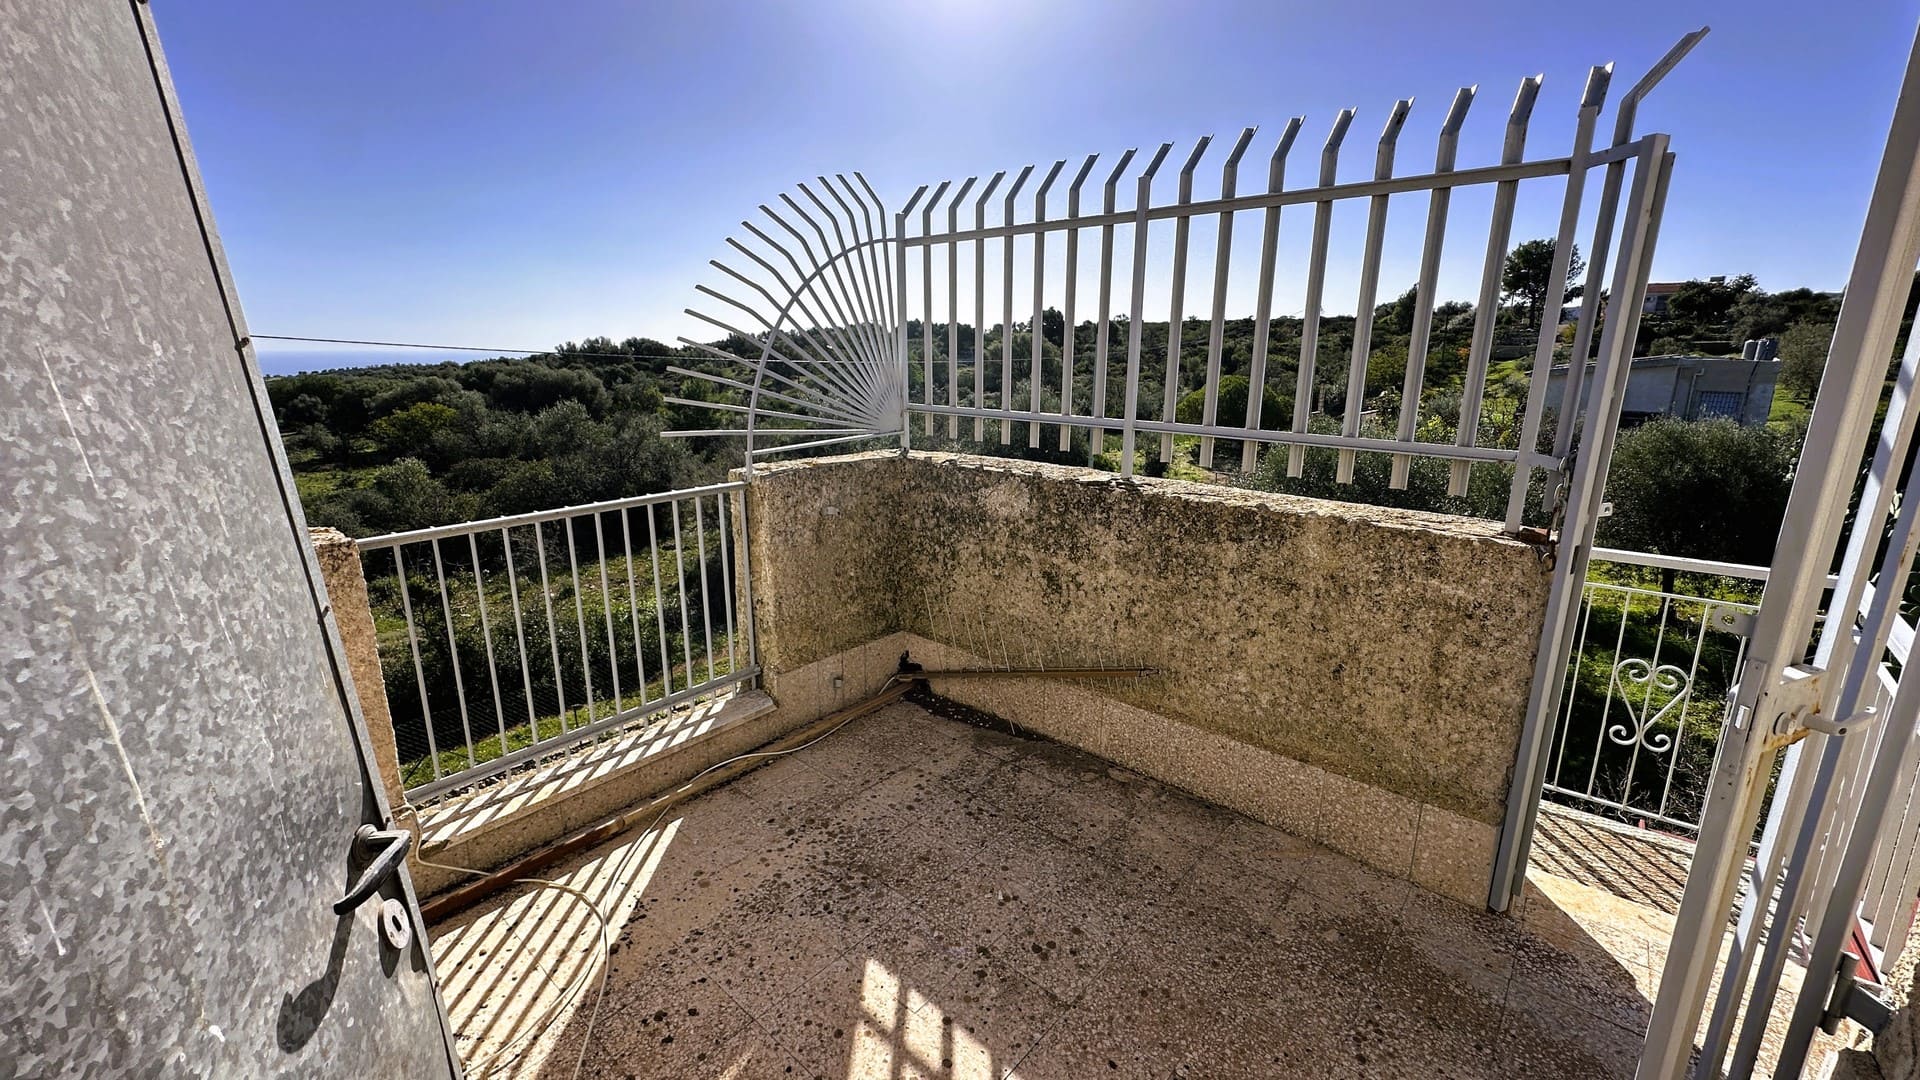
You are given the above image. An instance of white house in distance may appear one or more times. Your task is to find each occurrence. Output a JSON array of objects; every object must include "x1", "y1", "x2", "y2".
[{"x1": 1545, "y1": 339, "x2": 1782, "y2": 428}]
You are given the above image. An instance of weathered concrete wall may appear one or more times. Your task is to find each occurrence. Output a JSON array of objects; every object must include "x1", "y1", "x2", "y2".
[
  {"x1": 738, "y1": 455, "x2": 911, "y2": 720},
  {"x1": 310, "y1": 528, "x2": 410, "y2": 817},
  {"x1": 743, "y1": 451, "x2": 1553, "y2": 905}
]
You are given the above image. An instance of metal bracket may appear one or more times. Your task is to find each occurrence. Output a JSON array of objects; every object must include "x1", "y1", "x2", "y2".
[
  {"x1": 1703, "y1": 604, "x2": 1756, "y2": 638},
  {"x1": 1823, "y1": 954, "x2": 1894, "y2": 1034}
]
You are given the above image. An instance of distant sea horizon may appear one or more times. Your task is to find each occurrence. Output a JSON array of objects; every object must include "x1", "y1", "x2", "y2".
[{"x1": 254, "y1": 347, "x2": 512, "y2": 376}]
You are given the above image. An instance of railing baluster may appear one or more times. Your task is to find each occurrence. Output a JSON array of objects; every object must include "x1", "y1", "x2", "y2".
[
  {"x1": 695, "y1": 495, "x2": 716, "y2": 686},
  {"x1": 1505, "y1": 65, "x2": 1611, "y2": 528},
  {"x1": 1031, "y1": 160, "x2": 1066, "y2": 448},
  {"x1": 1119, "y1": 143, "x2": 1174, "y2": 477},
  {"x1": 716, "y1": 491, "x2": 738, "y2": 675},
  {"x1": 647, "y1": 506, "x2": 674, "y2": 699},
  {"x1": 1060, "y1": 155, "x2": 1099, "y2": 452},
  {"x1": 1587, "y1": 587, "x2": 1635, "y2": 798},
  {"x1": 1451, "y1": 74, "x2": 1543, "y2": 496},
  {"x1": 565, "y1": 518, "x2": 597, "y2": 727},
  {"x1": 947, "y1": 177, "x2": 978, "y2": 441},
  {"x1": 430, "y1": 537, "x2": 477, "y2": 771},
  {"x1": 1391, "y1": 88, "x2": 1476, "y2": 489},
  {"x1": 1549, "y1": 584, "x2": 1597, "y2": 790},
  {"x1": 972, "y1": 172, "x2": 1005, "y2": 442},
  {"x1": 1089, "y1": 150, "x2": 1136, "y2": 464},
  {"x1": 620, "y1": 509, "x2": 651, "y2": 705},
  {"x1": 593, "y1": 510, "x2": 623, "y2": 715},
  {"x1": 501, "y1": 527, "x2": 538, "y2": 735},
  {"x1": 672, "y1": 498, "x2": 695, "y2": 686},
  {"x1": 1001, "y1": 165, "x2": 1035, "y2": 445},
  {"x1": 1337, "y1": 100, "x2": 1413, "y2": 485},
  {"x1": 1160, "y1": 136, "x2": 1212, "y2": 464},
  {"x1": 1241, "y1": 120, "x2": 1303, "y2": 472},
  {"x1": 533, "y1": 521, "x2": 568, "y2": 734},
  {"x1": 392, "y1": 546, "x2": 440, "y2": 780},
  {"x1": 468, "y1": 532, "x2": 508, "y2": 750},
  {"x1": 1199, "y1": 128, "x2": 1256, "y2": 469},
  {"x1": 1288, "y1": 109, "x2": 1356, "y2": 478}
]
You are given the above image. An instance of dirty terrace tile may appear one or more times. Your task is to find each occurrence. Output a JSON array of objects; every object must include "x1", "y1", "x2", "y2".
[{"x1": 434, "y1": 701, "x2": 1750, "y2": 1080}]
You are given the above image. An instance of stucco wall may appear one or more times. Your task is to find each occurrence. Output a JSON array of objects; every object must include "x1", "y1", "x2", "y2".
[{"x1": 742, "y1": 451, "x2": 1553, "y2": 904}]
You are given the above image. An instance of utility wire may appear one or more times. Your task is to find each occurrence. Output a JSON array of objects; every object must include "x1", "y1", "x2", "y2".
[{"x1": 250, "y1": 334, "x2": 707, "y2": 365}]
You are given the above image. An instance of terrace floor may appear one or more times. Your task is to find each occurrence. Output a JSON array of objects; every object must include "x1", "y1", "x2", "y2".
[{"x1": 426, "y1": 697, "x2": 1842, "y2": 1079}]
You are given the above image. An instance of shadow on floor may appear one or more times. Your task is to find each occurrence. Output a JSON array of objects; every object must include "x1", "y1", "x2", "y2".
[{"x1": 430, "y1": 700, "x2": 1661, "y2": 1079}]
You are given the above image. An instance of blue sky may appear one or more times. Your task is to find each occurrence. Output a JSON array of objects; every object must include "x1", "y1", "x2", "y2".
[{"x1": 156, "y1": 1, "x2": 1918, "y2": 373}]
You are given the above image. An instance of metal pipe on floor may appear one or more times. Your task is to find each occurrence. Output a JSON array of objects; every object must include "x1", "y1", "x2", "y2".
[{"x1": 418, "y1": 679, "x2": 916, "y2": 923}]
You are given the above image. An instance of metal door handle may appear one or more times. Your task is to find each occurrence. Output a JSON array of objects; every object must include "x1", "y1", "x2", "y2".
[{"x1": 334, "y1": 825, "x2": 413, "y2": 915}]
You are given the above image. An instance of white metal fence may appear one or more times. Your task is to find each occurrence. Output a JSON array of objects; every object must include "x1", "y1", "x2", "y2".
[
  {"x1": 1543, "y1": 550, "x2": 1762, "y2": 834},
  {"x1": 354, "y1": 481, "x2": 754, "y2": 802},
  {"x1": 664, "y1": 60, "x2": 1678, "y2": 538}
]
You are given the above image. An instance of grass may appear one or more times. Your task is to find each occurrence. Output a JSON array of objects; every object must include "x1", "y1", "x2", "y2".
[
  {"x1": 399, "y1": 639, "x2": 739, "y2": 791},
  {"x1": 1548, "y1": 576, "x2": 1752, "y2": 827}
]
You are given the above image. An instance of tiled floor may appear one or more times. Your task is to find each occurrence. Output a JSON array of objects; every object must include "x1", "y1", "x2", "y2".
[
  {"x1": 427, "y1": 699, "x2": 1837, "y2": 1079},
  {"x1": 1530, "y1": 802, "x2": 1714, "y2": 917}
]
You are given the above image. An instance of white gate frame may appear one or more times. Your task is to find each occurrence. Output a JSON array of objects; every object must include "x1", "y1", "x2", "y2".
[{"x1": 1639, "y1": 21, "x2": 1920, "y2": 1079}]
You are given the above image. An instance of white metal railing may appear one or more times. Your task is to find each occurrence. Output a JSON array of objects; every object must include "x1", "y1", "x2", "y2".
[
  {"x1": 1553, "y1": 549, "x2": 1920, "y2": 983},
  {"x1": 662, "y1": 56, "x2": 1683, "y2": 538},
  {"x1": 1543, "y1": 552, "x2": 1762, "y2": 834},
  {"x1": 354, "y1": 481, "x2": 754, "y2": 802}
]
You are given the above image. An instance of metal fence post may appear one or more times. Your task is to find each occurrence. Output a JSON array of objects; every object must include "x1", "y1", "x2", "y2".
[{"x1": 1489, "y1": 135, "x2": 1672, "y2": 913}]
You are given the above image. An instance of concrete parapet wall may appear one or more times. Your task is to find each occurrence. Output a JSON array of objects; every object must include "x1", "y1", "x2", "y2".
[{"x1": 742, "y1": 451, "x2": 1553, "y2": 906}]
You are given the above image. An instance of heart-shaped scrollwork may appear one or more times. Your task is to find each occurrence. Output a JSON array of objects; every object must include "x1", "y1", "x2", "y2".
[{"x1": 1605, "y1": 658, "x2": 1690, "y2": 753}]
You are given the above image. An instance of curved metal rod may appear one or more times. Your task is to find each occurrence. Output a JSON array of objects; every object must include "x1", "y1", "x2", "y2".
[
  {"x1": 848, "y1": 173, "x2": 898, "y2": 344},
  {"x1": 782, "y1": 192, "x2": 895, "y2": 388},
  {"x1": 696, "y1": 257, "x2": 879, "y2": 412},
  {"x1": 703, "y1": 259, "x2": 884, "y2": 419},
  {"x1": 723, "y1": 234, "x2": 875, "y2": 400},
  {"x1": 685, "y1": 231, "x2": 904, "y2": 448},
  {"x1": 665, "y1": 361, "x2": 875, "y2": 428},
  {"x1": 823, "y1": 176, "x2": 902, "y2": 395},
  {"x1": 805, "y1": 180, "x2": 894, "y2": 385},
  {"x1": 759, "y1": 202, "x2": 891, "y2": 405}
]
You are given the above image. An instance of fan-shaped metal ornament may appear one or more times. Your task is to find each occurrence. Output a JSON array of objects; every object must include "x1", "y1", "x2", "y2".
[{"x1": 662, "y1": 174, "x2": 909, "y2": 469}]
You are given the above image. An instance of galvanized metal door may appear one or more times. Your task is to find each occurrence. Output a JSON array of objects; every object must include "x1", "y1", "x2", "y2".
[{"x1": 0, "y1": 3, "x2": 461, "y2": 1076}]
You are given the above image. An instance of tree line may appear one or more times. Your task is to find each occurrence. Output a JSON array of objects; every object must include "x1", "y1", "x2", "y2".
[{"x1": 271, "y1": 247, "x2": 1920, "y2": 575}]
